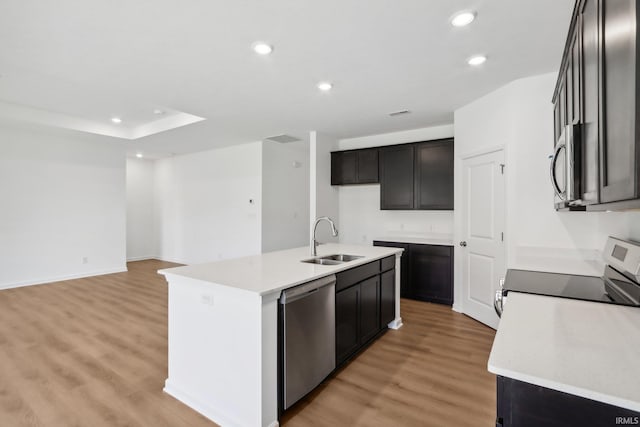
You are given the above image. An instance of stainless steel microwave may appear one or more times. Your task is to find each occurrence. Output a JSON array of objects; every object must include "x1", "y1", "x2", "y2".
[{"x1": 550, "y1": 124, "x2": 581, "y2": 209}]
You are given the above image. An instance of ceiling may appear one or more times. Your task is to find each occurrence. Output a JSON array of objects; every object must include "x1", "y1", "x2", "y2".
[{"x1": 0, "y1": 0, "x2": 574, "y2": 158}]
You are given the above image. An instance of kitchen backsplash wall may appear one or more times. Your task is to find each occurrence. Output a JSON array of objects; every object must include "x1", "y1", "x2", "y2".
[
  {"x1": 337, "y1": 125, "x2": 455, "y2": 245},
  {"x1": 338, "y1": 184, "x2": 453, "y2": 245}
]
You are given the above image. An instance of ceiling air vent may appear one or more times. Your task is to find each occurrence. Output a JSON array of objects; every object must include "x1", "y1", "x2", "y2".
[
  {"x1": 265, "y1": 134, "x2": 302, "y2": 143},
  {"x1": 389, "y1": 110, "x2": 411, "y2": 117}
]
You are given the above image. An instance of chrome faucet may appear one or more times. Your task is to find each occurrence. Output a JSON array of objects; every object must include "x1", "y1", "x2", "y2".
[{"x1": 310, "y1": 217, "x2": 338, "y2": 256}]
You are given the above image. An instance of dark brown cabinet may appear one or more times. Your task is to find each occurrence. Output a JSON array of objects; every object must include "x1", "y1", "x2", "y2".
[
  {"x1": 581, "y1": 0, "x2": 600, "y2": 205},
  {"x1": 331, "y1": 139, "x2": 454, "y2": 211},
  {"x1": 600, "y1": 0, "x2": 639, "y2": 205},
  {"x1": 359, "y1": 276, "x2": 380, "y2": 343},
  {"x1": 553, "y1": 0, "x2": 640, "y2": 210},
  {"x1": 335, "y1": 256, "x2": 396, "y2": 366},
  {"x1": 496, "y1": 376, "x2": 640, "y2": 427},
  {"x1": 380, "y1": 269, "x2": 395, "y2": 326},
  {"x1": 331, "y1": 148, "x2": 378, "y2": 185},
  {"x1": 379, "y1": 144, "x2": 415, "y2": 209},
  {"x1": 409, "y1": 244, "x2": 453, "y2": 305},
  {"x1": 374, "y1": 241, "x2": 453, "y2": 306},
  {"x1": 380, "y1": 139, "x2": 454, "y2": 211},
  {"x1": 335, "y1": 283, "x2": 360, "y2": 363},
  {"x1": 414, "y1": 140, "x2": 454, "y2": 210}
]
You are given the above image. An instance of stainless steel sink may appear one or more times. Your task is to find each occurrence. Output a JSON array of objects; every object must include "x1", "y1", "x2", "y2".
[
  {"x1": 301, "y1": 254, "x2": 364, "y2": 265},
  {"x1": 301, "y1": 258, "x2": 344, "y2": 265},
  {"x1": 320, "y1": 254, "x2": 364, "y2": 262}
]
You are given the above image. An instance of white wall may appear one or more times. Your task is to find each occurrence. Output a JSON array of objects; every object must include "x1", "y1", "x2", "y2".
[
  {"x1": 0, "y1": 121, "x2": 127, "y2": 288},
  {"x1": 261, "y1": 139, "x2": 310, "y2": 253},
  {"x1": 126, "y1": 158, "x2": 156, "y2": 261},
  {"x1": 454, "y1": 72, "x2": 636, "y2": 278},
  {"x1": 310, "y1": 131, "x2": 340, "y2": 243},
  {"x1": 154, "y1": 142, "x2": 262, "y2": 264},
  {"x1": 337, "y1": 125, "x2": 455, "y2": 245}
]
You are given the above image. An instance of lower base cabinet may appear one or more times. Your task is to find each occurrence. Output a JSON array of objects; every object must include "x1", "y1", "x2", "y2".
[
  {"x1": 374, "y1": 241, "x2": 453, "y2": 305},
  {"x1": 496, "y1": 376, "x2": 640, "y2": 427},
  {"x1": 336, "y1": 256, "x2": 395, "y2": 366},
  {"x1": 380, "y1": 269, "x2": 395, "y2": 326}
]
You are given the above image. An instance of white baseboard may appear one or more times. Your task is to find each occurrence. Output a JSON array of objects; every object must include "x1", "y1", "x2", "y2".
[
  {"x1": 154, "y1": 256, "x2": 189, "y2": 265},
  {"x1": 451, "y1": 304, "x2": 463, "y2": 313},
  {"x1": 126, "y1": 255, "x2": 158, "y2": 262},
  {"x1": 388, "y1": 317, "x2": 403, "y2": 330},
  {"x1": 0, "y1": 266, "x2": 128, "y2": 290},
  {"x1": 164, "y1": 380, "x2": 267, "y2": 427}
]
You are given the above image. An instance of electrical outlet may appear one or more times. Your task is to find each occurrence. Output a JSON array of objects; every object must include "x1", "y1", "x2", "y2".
[
  {"x1": 201, "y1": 294, "x2": 215, "y2": 306},
  {"x1": 81, "y1": 257, "x2": 88, "y2": 264}
]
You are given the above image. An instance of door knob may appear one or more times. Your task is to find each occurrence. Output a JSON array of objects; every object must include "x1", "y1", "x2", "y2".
[{"x1": 459, "y1": 241, "x2": 467, "y2": 247}]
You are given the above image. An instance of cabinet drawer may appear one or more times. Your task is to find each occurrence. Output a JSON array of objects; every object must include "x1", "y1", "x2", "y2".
[
  {"x1": 381, "y1": 255, "x2": 395, "y2": 272},
  {"x1": 336, "y1": 261, "x2": 380, "y2": 292}
]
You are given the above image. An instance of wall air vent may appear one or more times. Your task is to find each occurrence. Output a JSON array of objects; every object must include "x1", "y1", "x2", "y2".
[
  {"x1": 265, "y1": 134, "x2": 302, "y2": 143},
  {"x1": 389, "y1": 110, "x2": 411, "y2": 117}
]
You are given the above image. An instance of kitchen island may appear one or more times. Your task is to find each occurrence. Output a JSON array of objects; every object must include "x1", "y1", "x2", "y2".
[{"x1": 159, "y1": 243, "x2": 403, "y2": 427}]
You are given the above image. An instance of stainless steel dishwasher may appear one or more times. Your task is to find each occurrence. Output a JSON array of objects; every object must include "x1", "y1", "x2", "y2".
[{"x1": 279, "y1": 274, "x2": 336, "y2": 410}]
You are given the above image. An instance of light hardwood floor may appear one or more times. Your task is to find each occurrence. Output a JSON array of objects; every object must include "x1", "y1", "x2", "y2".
[{"x1": 0, "y1": 260, "x2": 495, "y2": 426}]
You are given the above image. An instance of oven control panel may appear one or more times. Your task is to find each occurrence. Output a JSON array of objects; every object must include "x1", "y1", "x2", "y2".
[{"x1": 603, "y1": 237, "x2": 640, "y2": 282}]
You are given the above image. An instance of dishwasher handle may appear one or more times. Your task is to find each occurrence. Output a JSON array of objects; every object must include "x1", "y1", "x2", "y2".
[{"x1": 279, "y1": 274, "x2": 336, "y2": 305}]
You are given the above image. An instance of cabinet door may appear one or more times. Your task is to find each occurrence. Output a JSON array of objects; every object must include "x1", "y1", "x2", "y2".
[
  {"x1": 380, "y1": 269, "x2": 395, "y2": 327},
  {"x1": 580, "y1": 0, "x2": 600, "y2": 205},
  {"x1": 600, "y1": 0, "x2": 638, "y2": 203},
  {"x1": 553, "y1": 99, "x2": 561, "y2": 145},
  {"x1": 380, "y1": 145, "x2": 415, "y2": 209},
  {"x1": 569, "y1": 22, "x2": 581, "y2": 125},
  {"x1": 373, "y1": 241, "x2": 410, "y2": 298},
  {"x1": 414, "y1": 140, "x2": 454, "y2": 210},
  {"x1": 359, "y1": 276, "x2": 379, "y2": 344},
  {"x1": 357, "y1": 149, "x2": 379, "y2": 183},
  {"x1": 409, "y1": 244, "x2": 453, "y2": 305},
  {"x1": 336, "y1": 285, "x2": 359, "y2": 364},
  {"x1": 497, "y1": 376, "x2": 640, "y2": 427},
  {"x1": 331, "y1": 151, "x2": 357, "y2": 185}
]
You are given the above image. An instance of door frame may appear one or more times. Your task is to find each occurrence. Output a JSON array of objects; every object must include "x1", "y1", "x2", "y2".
[{"x1": 452, "y1": 145, "x2": 507, "y2": 325}]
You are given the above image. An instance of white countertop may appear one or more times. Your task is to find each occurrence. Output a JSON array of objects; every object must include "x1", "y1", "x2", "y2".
[
  {"x1": 373, "y1": 234, "x2": 454, "y2": 246},
  {"x1": 158, "y1": 243, "x2": 402, "y2": 296},
  {"x1": 488, "y1": 292, "x2": 640, "y2": 412}
]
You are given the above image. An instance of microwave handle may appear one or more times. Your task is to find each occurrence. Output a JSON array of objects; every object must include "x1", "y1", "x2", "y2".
[{"x1": 549, "y1": 142, "x2": 566, "y2": 200}]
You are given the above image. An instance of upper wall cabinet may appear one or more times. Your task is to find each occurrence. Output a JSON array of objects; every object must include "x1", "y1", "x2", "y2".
[
  {"x1": 332, "y1": 138, "x2": 454, "y2": 210},
  {"x1": 414, "y1": 140, "x2": 454, "y2": 210},
  {"x1": 331, "y1": 148, "x2": 379, "y2": 185},
  {"x1": 379, "y1": 144, "x2": 415, "y2": 209},
  {"x1": 380, "y1": 139, "x2": 454, "y2": 210},
  {"x1": 553, "y1": 0, "x2": 640, "y2": 210}
]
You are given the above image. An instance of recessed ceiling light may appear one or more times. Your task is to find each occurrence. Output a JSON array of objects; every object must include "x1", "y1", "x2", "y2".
[
  {"x1": 153, "y1": 109, "x2": 165, "y2": 115},
  {"x1": 136, "y1": 153, "x2": 143, "y2": 158},
  {"x1": 451, "y1": 11, "x2": 476, "y2": 27},
  {"x1": 317, "y1": 82, "x2": 333, "y2": 92},
  {"x1": 253, "y1": 42, "x2": 273, "y2": 55},
  {"x1": 111, "y1": 117, "x2": 122, "y2": 124},
  {"x1": 468, "y1": 55, "x2": 487, "y2": 66}
]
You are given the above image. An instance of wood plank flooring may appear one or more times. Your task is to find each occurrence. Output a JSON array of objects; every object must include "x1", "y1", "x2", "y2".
[
  {"x1": 0, "y1": 260, "x2": 496, "y2": 427},
  {"x1": 281, "y1": 298, "x2": 497, "y2": 427}
]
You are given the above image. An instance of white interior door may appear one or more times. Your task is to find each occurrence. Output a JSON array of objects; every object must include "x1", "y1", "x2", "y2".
[{"x1": 460, "y1": 149, "x2": 505, "y2": 329}]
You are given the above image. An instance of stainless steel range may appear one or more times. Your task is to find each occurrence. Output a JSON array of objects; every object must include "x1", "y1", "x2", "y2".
[{"x1": 495, "y1": 236, "x2": 640, "y2": 317}]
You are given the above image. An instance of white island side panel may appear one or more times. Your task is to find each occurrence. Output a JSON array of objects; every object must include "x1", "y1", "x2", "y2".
[{"x1": 163, "y1": 274, "x2": 277, "y2": 427}]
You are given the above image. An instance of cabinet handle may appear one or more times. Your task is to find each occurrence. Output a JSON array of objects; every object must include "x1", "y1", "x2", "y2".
[{"x1": 459, "y1": 241, "x2": 467, "y2": 247}]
